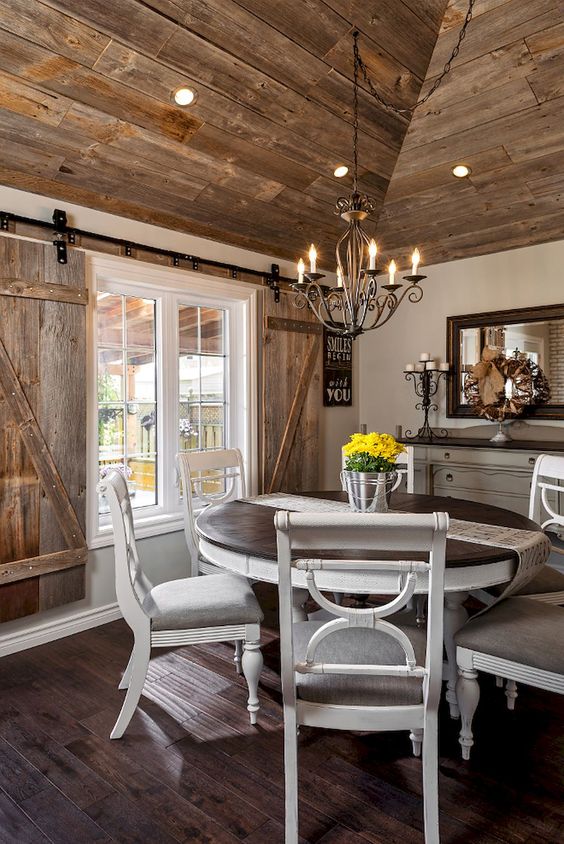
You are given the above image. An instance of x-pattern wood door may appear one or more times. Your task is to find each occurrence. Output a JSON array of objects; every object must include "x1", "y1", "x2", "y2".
[
  {"x1": 261, "y1": 292, "x2": 322, "y2": 494},
  {"x1": 0, "y1": 236, "x2": 87, "y2": 623}
]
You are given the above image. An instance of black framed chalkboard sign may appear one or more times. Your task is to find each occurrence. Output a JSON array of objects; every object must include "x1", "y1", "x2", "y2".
[{"x1": 323, "y1": 328, "x2": 353, "y2": 406}]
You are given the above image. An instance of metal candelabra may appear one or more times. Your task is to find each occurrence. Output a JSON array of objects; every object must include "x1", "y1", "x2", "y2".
[{"x1": 404, "y1": 368, "x2": 450, "y2": 441}]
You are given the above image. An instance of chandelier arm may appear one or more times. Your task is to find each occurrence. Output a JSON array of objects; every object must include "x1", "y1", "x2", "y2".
[
  {"x1": 304, "y1": 283, "x2": 344, "y2": 332},
  {"x1": 355, "y1": 0, "x2": 476, "y2": 117}
]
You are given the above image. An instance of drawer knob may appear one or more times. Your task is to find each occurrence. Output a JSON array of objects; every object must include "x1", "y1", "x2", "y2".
[
  {"x1": 529, "y1": 457, "x2": 535, "y2": 466},
  {"x1": 446, "y1": 473, "x2": 453, "y2": 482},
  {"x1": 444, "y1": 452, "x2": 450, "y2": 460}
]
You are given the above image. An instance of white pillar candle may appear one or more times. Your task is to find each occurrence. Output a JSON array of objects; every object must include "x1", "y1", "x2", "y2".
[
  {"x1": 415, "y1": 363, "x2": 425, "y2": 372},
  {"x1": 308, "y1": 244, "x2": 317, "y2": 274},
  {"x1": 368, "y1": 239, "x2": 377, "y2": 270},
  {"x1": 419, "y1": 352, "x2": 430, "y2": 361},
  {"x1": 439, "y1": 362, "x2": 450, "y2": 371},
  {"x1": 425, "y1": 360, "x2": 436, "y2": 370},
  {"x1": 297, "y1": 258, "x2": 305, "y2": 283},
  {"x1": 404, "y1": 363, "x2": 415, "y2": 371}
]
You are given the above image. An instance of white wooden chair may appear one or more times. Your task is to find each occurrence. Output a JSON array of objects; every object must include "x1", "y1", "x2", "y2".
[
  {"x1": 456, "y1": 597, "x2": 564, "y2": 760},
  {"x1": 396, "y1": 445, "x2": 415, "y2": 494},
  {"x1": 177, "y1": 448, "x2": 246, "y2": 577},
  {"x1": 98, "y1": 469, "x2": 263, "y2": 739},
  {"x1": 518, "y1": 453, "x2": 564, "y2": 603},
  {"x1": 276, "y1": 510, "x2": 449, "y2": 844}
]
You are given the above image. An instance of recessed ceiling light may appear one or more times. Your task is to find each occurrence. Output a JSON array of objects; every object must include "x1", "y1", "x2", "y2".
[
  {"x1": 452, "y1": 164, "x2": 471, "y2": 178},
  {"x1": 173, "y1": 86, "x2": 196, "y2": 106},
  {"x1": 334, "y1": 165, "x2": 349, "y2": 178}
]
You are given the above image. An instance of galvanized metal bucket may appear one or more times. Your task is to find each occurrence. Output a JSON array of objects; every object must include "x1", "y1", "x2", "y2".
[{"x1": 340, "y1": 470, "x2": 401, "y2": 513}]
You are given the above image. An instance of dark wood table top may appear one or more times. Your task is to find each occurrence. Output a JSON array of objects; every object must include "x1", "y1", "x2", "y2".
[{"x1": 196, "y1": 491, "x2": 541, "y2": 569}]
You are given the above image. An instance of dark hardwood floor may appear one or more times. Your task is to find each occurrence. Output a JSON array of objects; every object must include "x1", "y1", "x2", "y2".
[{"x1": 1, "y1": 582, "x2": 563, "y2": 843}]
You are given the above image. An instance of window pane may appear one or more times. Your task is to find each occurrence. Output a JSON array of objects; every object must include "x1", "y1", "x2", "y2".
[
  {"x1": 127, "y1": 456, "x2": 156, "y2": 508},
  {"x1": 201, "y1": 356, "x2": 224, "y2": 402},
  {"x1": 97, "y1": 293, "x2": 123, "y2": 346},
  {"x1": 127, "y1": 351, "x2": 155, "y2": 401},
  {"x1": 201, "y1": 404, "x2": 225, "y2": 450},
  {"x1": 98, "y1": 350, "x2": 123, "y2": 401},
  {"x1": 179, "y1": 305, "x2": 199, "y2": 353},
  {"x1": 126, "y1": 297, "x2": 155, "y2": 348},
  {"x1": 179, "y1": 354, "x2": 200, "y2": 402},
  {"x1": 200, "y1": 308, "x2": 224, "y2": 354},
  {"x1": 126, "y1": 403, "x2": 157, "y2": 507},
  {"x1": 98, "y1": 405, "x2": 124, "y2": 460},
  {"x1": 179, "y1": 404, "x2": 200, "y2": 451}
]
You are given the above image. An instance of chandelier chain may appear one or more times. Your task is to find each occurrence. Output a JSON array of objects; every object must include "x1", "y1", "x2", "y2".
[{"x1": 353, "y1": 0, "x2": 475, "y2": 118}]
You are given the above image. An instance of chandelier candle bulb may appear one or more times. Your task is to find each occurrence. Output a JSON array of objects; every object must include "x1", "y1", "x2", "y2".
[
  {"x1": 308, "y1": 244, "x2": 317, "y2": 274},
  {"x1": 388, "y1": 260, "x2": 397, "y2": 285},
  {"x1": 368, "y1": 239, "x2": 377, "y2": 270},
  {"x1": 297, "y1": 258, "x2": 305, "y2": 283},
  {"x1": 411, "y1": 248, "x2": 421, "y2": 276}
]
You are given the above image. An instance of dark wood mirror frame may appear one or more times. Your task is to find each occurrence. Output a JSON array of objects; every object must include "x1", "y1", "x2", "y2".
[{"x1": 447, "y1": 303, "x2": 564, "y2": 420}]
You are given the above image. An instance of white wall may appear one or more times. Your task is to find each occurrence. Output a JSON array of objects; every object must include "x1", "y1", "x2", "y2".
[
  {"x1": 358, "y1": 239, "x2": 564, "y2": 438},
  {"x1": 0, "y1": 185, "x2": 356, "y2": 652}
]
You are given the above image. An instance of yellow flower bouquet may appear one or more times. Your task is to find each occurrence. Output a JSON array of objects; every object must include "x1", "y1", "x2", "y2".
[{"x1": 342, "y1": 431, "x2": 405, "y2": 474}]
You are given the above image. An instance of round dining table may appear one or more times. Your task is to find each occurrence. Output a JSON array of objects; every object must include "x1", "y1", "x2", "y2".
[{"x1": 196, "y1": 490, "x2": 540, "y2": 718}]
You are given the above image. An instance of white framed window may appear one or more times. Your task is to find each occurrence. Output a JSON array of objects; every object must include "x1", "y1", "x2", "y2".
[{"x1": 87, "y1": 256, "x2": 258, "y2": 548}]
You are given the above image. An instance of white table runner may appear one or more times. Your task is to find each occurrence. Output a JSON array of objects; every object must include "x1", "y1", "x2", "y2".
[{"x1": 242, "y1": 493, "x2": 551, "y2": 601}]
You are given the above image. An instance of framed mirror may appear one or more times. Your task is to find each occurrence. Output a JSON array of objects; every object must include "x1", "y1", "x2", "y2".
[{"x1": 447, "y1": 303, "x2": 564, "y2": 419}]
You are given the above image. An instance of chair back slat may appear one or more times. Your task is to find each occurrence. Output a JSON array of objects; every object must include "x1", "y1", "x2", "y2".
[
  {"x1": 276, "y1": 510, "x2": 448, "y2": 711},
  {"x1": 529, "y1": 454, "x2": 564, "y2": 531},
  {"x1": 97, "y1": 471, "x2": 153, "y2": 628},
  {"x1": 177, "y1": 448, "x2": 246, "y2": 576}
]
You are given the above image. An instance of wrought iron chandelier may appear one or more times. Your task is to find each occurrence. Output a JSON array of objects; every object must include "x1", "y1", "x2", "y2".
[{"x1": 293, "y1": 5, "x2": 475, "y2": 339}]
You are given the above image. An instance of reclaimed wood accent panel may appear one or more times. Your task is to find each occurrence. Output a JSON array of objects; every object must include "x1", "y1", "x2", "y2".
[
  {"x1": 262, "y1": 293, "x2": 322, "y2": 494},
  {"x1": 0, "y1": 1, "x2": 448, "y2": 261},
  {"x1": 0, "y1": 236, "x2": 86, "y2": 623},
  {"x1": 377, "y1": 0, "x2": 564, "y2": 266}
]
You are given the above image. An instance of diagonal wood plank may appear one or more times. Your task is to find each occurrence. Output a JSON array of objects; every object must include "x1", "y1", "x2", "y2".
[
  {"x1": 0, "y1": 336, "x2": 85, "y2": 548},
  {"x1": 267, "y1": 332, "x2": 321, "y2": 493}
]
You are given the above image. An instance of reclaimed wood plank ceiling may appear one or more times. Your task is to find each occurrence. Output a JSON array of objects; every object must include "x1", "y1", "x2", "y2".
[{"x1": 0, "y1": 0, "x2": 562, "y2": 269}]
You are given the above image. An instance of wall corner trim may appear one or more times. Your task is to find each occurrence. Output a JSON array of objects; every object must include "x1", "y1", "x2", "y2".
[{"x1": 0, "y1": 602, "x2": 122, "y2": 658}]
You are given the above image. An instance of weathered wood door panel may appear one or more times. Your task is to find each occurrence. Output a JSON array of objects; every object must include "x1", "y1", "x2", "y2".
[
  {"x1": 262, "y1": 292, "x2": 322, "y2": 494},
  {"x1": 0, "y1": 236, "x2": 87, "y2": 623}
]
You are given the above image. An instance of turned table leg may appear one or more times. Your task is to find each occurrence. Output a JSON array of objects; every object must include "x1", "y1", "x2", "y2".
[{"x1": 444, "y1": 590, "x2": 469, "y2": 719}]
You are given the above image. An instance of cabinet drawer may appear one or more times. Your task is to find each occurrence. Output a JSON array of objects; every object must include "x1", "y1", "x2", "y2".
[
  {"x1": 432, "y1": 465, "x2": 531, "y2": 497},
  {"x1": 433, "y1": 485, "x2": 530, "y2": 517},
  {"x1": 428, "y1": 446, "x2": 539, "y2": 470}
]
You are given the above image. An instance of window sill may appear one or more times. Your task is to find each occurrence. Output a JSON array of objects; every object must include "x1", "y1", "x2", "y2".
[{"x1": 88, "y1": 513, "x2": 186, "y2": 550}]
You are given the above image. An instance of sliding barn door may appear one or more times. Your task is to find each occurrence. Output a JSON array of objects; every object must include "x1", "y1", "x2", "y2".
[
  {"x1": 262, "y1": 291, "x2": 322, "y2": 493},
  {"x1": 0, "y1": 236, "x2": 87, "y2": 623}
]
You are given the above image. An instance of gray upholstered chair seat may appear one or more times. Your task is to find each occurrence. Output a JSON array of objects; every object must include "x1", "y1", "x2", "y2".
[
  {"x1": 514, "y1": 564, "x2": 564, "y2": 596},
  {"x1": 143, "y1": 573, "x2": 264, "y2": 631},
  {"x1": 293, "y1": 620, "x2": 426, "y2": 706},
  {"x1": 455, "y1": 597, "x2": 564, "y2": 674}
]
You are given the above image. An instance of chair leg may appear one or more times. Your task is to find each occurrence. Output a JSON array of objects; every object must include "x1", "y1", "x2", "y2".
[
  {"x1": 234, "y1": 640, "x2": 243, "y2": 675},
  {"x1": 242, "y1": 639, "x2": 262, "y2": 725},
  {"x1": 505, "y1": 679, "x2": 518, "y2": 710},
  {"x1": 284, "y1": 708, "x2": 299, "y2": 844},
  {"x1": 118, "y1": 649, "x2": 134, "y2": 690},
  {"x1": 456, "y1": 668, "x2": 480, "y2": 761},
  {"x1": 410, "y1": 727, "x2": 423, "y2": 757},
  {"x1": 110, "y1": 630, "x2": 150, "y2": 740},
  {"x1": 421, "y1": 713, "x2": 440, "y2": 844}
]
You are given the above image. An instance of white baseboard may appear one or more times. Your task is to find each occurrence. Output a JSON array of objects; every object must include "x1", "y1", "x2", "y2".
[{"x1": 0, "y1": 602, "x2": 123, "y2": 658}]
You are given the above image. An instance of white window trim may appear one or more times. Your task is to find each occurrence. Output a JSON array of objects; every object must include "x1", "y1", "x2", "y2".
[{"x1": 87, "y1": 254, "x2": 258, "y2": 549}]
